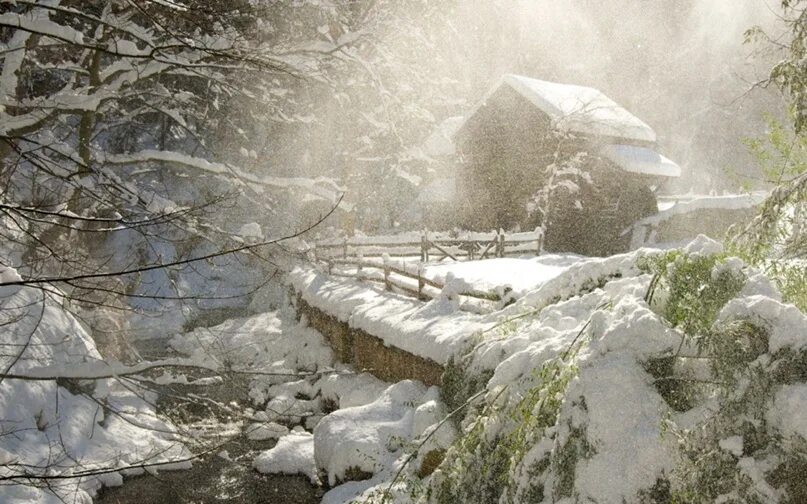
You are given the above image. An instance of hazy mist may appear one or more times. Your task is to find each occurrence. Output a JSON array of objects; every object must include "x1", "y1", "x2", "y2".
[{"x1": 325, "y1": 0, "x2": 786, "y2": 194}]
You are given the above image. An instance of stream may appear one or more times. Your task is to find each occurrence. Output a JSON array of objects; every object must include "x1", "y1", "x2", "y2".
[{"x1": 94, "y1": 337, "x2": 325, "y2": 504}]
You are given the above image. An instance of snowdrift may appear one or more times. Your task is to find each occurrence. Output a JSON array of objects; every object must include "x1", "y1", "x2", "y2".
[{"x1": 0, "y1": 279, "x2": 189, "y2": 503}]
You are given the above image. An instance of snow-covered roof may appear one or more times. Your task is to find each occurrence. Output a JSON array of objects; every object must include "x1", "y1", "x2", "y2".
[
  {"x1": 457, "y1": 74, "x2": 657, "y2": 144},
  {"x1": 601, "y1": 144, "x2": 681, "y2": 178}
]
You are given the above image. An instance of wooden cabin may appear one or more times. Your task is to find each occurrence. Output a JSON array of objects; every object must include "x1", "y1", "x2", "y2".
[{"x1": 451, "y1": 74, "x2": 681, "y2": 256}]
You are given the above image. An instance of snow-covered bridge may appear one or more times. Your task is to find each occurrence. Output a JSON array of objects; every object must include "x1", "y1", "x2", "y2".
[{"x1": 289, "y1": 251, "x2": 583, "y2": 385}]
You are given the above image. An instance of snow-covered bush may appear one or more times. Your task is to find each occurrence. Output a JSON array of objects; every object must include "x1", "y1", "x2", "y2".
[{"x1": 431, "y1": 357, "x2": 581, "y2": 504}]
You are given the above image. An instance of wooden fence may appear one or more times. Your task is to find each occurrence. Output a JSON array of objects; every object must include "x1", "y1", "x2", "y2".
[
  {"x1": 313, "y1": 229, "x2": 543, "y2": 262},
  {"x1": 307, "y1": 230, "x2": 542, "y2": 313}
]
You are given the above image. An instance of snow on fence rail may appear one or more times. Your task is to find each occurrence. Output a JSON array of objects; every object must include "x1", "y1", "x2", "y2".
[
  {"x1": 326, "y1": 256, "x2": 506, "y2": 311},
  {"x1": 306, "y1": 229, "x2": 543, "y2": 313}
]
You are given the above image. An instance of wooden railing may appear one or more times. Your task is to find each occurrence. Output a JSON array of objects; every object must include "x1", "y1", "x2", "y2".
[
  {"x1": 313, "y1": 229, "x2": 543, "y2": 262},
  {"x1": 306, "y1": 230, "x2": 542, "y2": 313},
  {"x1": 321, "y1": 256, "x2": 508, "y2": 314}
]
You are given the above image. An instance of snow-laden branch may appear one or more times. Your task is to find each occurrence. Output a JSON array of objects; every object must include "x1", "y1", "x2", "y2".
[
  {"x1": 0, "y1": 193, "x2": 342, "y2": 288},
  {"x1": 103, "y1": 150, "x2": 345, "y2": 203},
  {"x1": 0, "y1": 357, "x2": 319, "y2": 381}
]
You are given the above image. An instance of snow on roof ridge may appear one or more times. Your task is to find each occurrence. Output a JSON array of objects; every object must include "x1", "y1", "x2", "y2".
[{"x1": 501, "y1": 73, "x2": 657, "y2": 143}]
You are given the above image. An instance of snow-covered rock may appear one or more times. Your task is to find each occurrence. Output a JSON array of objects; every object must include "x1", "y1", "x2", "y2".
[
  {"x1": 253, "y1": 430, "x2": 318, "y2": 483},
  {"x1": 314, "y1": 380, "x2": 433, "y2": 486}
]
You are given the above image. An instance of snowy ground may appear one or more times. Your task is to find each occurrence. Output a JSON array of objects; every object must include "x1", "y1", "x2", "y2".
[{"x1": 420, "y1": 254, "x2": 581, "y2": 297}]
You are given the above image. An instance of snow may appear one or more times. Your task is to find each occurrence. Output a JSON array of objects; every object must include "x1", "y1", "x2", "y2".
[
  {"x1": 0, "y1": 234, "x2": 790, "y2": 503},
  {"x1": 572, "y1": 353, "x2": 676, "y2": 502},
  {"x1": 238, "y1": 222, "x2": 264, "y2": 240},
  {"x1": 2, "y1": 223, "x2": 800, "y2": 504},
  {"x1": 601, "y1": 143, "x2": 681, "y2": 177},
  {"x1": 313, "y1": 380, "x2": 432, "y2": 486},
  {"x1": 253, "y1": 431, "x2": 318, "y2": 483},
  {"x1": 0, "y1": 284, "x2": 189, "y2": 503},
  {"x1": 0, "y1": 265, "x2": 22, "y2": 283},
  {"x1": 291, "y1": 249, "x2": 655, "y2": 365},
  {"x1": 717, "y1": 295, "x2": 807, "y2": 353},
  {"x1": 289, "y1": 267, "x2": 492, "y2": 364},
  {"x1": 422, "y1": 255, "x2": 580, "y2": 298},
  {"x1": 169, "y1": 311, "x2": 333, "y2": 375},
  {"x1": 500, "y1": 249, "x2": 648, "y2": 317},
  {"x1": 316, "y1": 368, "x2": 389, "y2": 409},
  {"x1": 683, "y1": 233, "x2": 725, "y2": 256},
  {"x1": 299, "y1": 236, "x2": 806, "y2": 502},
  {"x1": 767, "y1": 385, "x2": 807, "y2": 441},
  {"x1": 719, "y1": 436, "x2": 744, "y2": 457},
  {"x1": 168, "y1": 306, "x2": 453, "y2": 503},
  {"x1": 457, "y1": 74, "x2": 657, "y2": 144}
]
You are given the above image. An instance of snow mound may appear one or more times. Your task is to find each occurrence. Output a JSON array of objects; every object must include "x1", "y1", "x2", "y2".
[
  {"x1": 289, "y1": 268, "x2": 491, "y2": 364},
  {"x1": 316, "y1": 368, "x2": 389, "y2": 409},
  {"x1": 422, "y1": 254, "x2": 579, "y2": 298},
  {"x1": 767, "y1": 385, "x2": 807, "y2": 440},
  {"x1": 253, "y1": 430, "x2": 318, "y2": 483},
  {"x1": 717, "y1": 294, "x2": 807, "y2": 352},
  {"x1": 169, "y1": 311, "x2": 333, "y2": 375},
  {"x1": 314, "y1": 380, "x2": 433, "y2": 486}
]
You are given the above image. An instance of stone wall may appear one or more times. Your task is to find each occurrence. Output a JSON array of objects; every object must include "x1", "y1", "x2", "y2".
[{"x1": 294, "y1": 294, "x2": 444, "y2": 387}]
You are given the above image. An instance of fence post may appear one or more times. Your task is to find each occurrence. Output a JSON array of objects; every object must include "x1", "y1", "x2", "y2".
[
  {"x1": 421, "y1": 230, "x2": 429, "y2": 262},
  {"x1": 327, "y1": 259, "x2": 333, "y2": 275},
  {"x1": 342, "y1": 237, "x2": 348, "y2": 259},
  {"x1": 498, "y1": 229, "x2": 505, "y2": 258},
  {"x1": 420, "y1": 233, "x2": 426, "y2": 262},
  {"x1": 535, "y1": 227, "x2": 543, "y2": 256},
  {"x1": 417, "y1": 263, "x2": 425, "y2": 300},
  {"x1": 382, "y1": 254, "x2": 391, "y2": 290}
]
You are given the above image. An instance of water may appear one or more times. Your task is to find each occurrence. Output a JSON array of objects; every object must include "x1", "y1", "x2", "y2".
[
  {"x1": 95, "y1": 337, "x2": 324, "y2": 504},
  {"x1": 95, "y1": 437, "x2": 323, "y2": 503}
]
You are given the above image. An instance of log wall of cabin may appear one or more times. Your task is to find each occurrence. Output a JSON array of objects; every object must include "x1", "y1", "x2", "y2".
[{"x1": 454, "y1": 86, "x2": 591, "y2": 231}]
